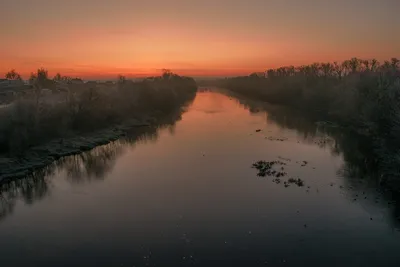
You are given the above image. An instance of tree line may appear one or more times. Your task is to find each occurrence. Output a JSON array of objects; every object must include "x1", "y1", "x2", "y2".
[
  {"x1": 0, "y1": 68, "x2": 197, "y2": 156},
  {"x1": 222, "y1": 57, "x2": 400, "y2": 190}
]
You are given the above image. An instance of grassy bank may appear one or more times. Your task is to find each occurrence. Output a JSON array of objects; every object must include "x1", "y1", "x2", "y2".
[
  {"x1": 0, "y1": 69, "x2": 197, "y2": 180},
  {"x1": 222, "y1": 58, "x2": 400, "y2": 190}
]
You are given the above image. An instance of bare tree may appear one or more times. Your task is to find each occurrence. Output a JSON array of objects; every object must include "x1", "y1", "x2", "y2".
[
  {"x1": 370, "y1": 59, "x2": 379, "y2": 72},
  {"x1": 382, "y1": 60, "x2": 391, "y2": 71},
  {"x1": 117, "y1": 75, "x2": 126, "y2": 85},
  {"x1": 348, "y1": 58, "x2": 360, "y2": 73},
  {"x1": 321, "y1": 63, "x2": 334, "y2": 77},
  {"x1": 391, "y1": 58, "x2": 400, "y2": 70},
  {"x1": 53, "y1": 73, "x2": 62, "y2": 82},
  {"x1": 117, "y1": 75, "x2": 127, "y2": 94},
  {"x1": 162, "y1": 69, "x2": 173, "y2": 80},
  {"x1": 5, "y1": 69, "x2": 22, "y2": 81},
  {"x1": 333, "y1": 62, "x2": 344, "y2": 79},
  {"x1": 29, "y1": 68, "x2": 49, "y2": 108}
]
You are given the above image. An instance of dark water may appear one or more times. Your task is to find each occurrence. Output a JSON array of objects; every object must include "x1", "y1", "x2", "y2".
[{"x1": 1, "y1": 89, "x2": 400, "y2": 267}]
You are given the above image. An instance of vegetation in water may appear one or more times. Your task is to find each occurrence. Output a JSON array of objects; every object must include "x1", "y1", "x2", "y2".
[
  {"x1": 252, "y1": 159, "x2": 306, "y2": 188},
  {"x1": 287, "y1": 178, "x2": 305, "y2": 187},
  {"x1": 252, "y1": 160, "x2": 287, "y2": 178}
]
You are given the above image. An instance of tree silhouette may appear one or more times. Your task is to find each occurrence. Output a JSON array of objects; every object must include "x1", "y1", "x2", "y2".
[
  {"x1": 53, "y1": 73, "x2": 62, "y2": 82},
  {"x1": 391, "y1": 58, "x2": 400, "y2": 70},
  {"x1": 370, "y1": 59, "x2": 379, "y2": 71},
  {"x1": 162, "y1": 69, "x2": 173, "y2": 80},
  {"x1": 117, "y1": 75, "x2": 126, "y2": 85},
  {"x1": 28, "y1": 68, "x2": 50, "y2": 124},
  {"x1": 5, "y1": 69, "x2": 22, "y2": 81}
]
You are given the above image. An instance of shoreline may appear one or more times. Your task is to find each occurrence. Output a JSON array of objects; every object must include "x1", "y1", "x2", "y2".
[
  {"x1": 0, "y1": 73, "x2": 198, "y2": 183},
  {"x1": 221, "y1": 88, "x2": 400, "y2": 194},
  {"x1": 0, "y1": 107, "x2": 187, "y2": 183},
  {"x1": 0, "y1": 120, "x2": 149, "y2": 182}
]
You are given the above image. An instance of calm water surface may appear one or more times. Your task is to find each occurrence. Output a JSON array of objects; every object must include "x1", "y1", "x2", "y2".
[{"x1": 1, "y1": 89, "x2": 400, "y2": 267}]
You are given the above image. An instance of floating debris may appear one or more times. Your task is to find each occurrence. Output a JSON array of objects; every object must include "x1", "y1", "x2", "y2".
[
  {"x1": 287, "y1": 178, "x2": 305, "y2": 187},
  {"x1": 272, "y1": 178, "x2": 281, "y2": 184},
  {"x1": 255, "y1": 129, "x2": 262, "y2": 132},
  {"x1": 300, "y1": 161, "x2": 308, "y2": 167},
  {"x1": 252, "y1": 160, "x2": 308, "y2": 189},
  {"x1": 252, "y1": 160, "x2": 287, "y2": 178}
]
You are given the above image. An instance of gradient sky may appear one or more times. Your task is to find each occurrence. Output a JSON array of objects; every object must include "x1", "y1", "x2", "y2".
[{"x1": 1, "y1": 0, "x2": 399, "y2": 79}]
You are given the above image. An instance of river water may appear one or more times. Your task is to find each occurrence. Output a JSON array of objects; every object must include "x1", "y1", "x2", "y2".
[{"x1": 1, "y1": 89, "x2": 400, "y2": 267}]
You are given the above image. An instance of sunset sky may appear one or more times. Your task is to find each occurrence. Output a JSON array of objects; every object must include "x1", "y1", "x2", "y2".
[{"x1": 1, "y1": 0, "x2": 399, "y2": 79}]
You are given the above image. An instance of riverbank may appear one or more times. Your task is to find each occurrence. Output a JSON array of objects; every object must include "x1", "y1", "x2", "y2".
[
  {"x1": 0, "y1": 120, "x2": 146, "y2": 182},
  {"x1": 223, "y1": 87, "x2": 400, "y2": 194},
  {"x1": 0, "y1": 105, "x2": 191, "y2": 183},
  {"x1": 0, "y1": 71, "x2": 197, "y2": 182},
  {"x1": 220, "y1": 58, "x2": 400, "y2": 192}
]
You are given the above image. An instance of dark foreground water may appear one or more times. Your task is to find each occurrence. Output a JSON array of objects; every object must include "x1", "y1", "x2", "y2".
[{"x1": 1, "y1": 89, "x2": 400, "y2": 267}]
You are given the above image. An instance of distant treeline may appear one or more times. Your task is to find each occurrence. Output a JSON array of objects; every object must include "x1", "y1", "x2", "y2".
[
  {"x1": 221, "y1": 58, "x2": 400, "y2": 189},
  {"x1": 0, "y1": 68, "x2": 197, "y2": 155}
]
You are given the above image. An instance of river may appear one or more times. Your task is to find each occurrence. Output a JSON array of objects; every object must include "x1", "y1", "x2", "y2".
[{"x1": 1, "y1": 89, "x2": 400, "y2": 267}]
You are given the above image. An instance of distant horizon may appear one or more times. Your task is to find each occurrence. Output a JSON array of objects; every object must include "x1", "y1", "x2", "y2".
[
  {"x1": 4, "y1": 73, "x2": 238, "y2": 81},
  {"x1": 1, "y1": 67, "x2": 266, "y2": 80},
  {"x1": 3, "y1": 56, "x2": 399, "y2": 81},
  {"x1": 1, "y1": 0, "x2": 399, "y2": 80}
]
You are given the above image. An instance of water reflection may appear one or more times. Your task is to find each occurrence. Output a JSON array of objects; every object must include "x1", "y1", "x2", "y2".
[
  {"x1": 0, "y1": 173, "x2": 49, "y2": 220},
  {"x1": 0, "y1": 101, "x2": 192, "y2": 222},
  {"x1": 1, "y1": 90, "x2": 400, "y2": 267},
  {"x1": 226, "y1": 89, "x2": 400, "y2": 228}
]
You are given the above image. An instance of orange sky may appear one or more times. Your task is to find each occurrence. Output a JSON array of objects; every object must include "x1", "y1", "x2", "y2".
[{"x1": 1, "y1": 0, "x2": 399, "y2": 79}]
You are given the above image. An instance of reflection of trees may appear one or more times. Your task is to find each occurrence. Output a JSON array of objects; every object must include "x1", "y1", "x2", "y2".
[
  {"x1": 60, "y1": 142, "x2": 124, "y2": 184},
  {"x1": 228, "y1": 90, "x2": 324, "y2": 142},
  {"x1": 0, "y1": 97, "x2": 194, "y2": 222},
  {"x1": 0, "y1": 170, "x2": 51, "y2": 220},
  {"x1": 227, "y1": 91, "x2": 400, "y2": 227}
]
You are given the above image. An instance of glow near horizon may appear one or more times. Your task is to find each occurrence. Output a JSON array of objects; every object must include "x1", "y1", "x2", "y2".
[{"x1": 1, "y1": 0, "x2": 399, "y2": 79}]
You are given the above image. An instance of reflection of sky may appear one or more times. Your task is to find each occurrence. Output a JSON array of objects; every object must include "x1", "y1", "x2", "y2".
[
  {"x1": 1, "y1": 0, "x2": 399, "y2": 78},
  {"x1": 1, "y1": 91, "x2": 400, "y2": 266}
]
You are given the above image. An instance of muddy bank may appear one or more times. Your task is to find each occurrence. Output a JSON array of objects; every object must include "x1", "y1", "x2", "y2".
[{"x1": 0, "y1": 110, "x2": 184, "y2": 183}]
